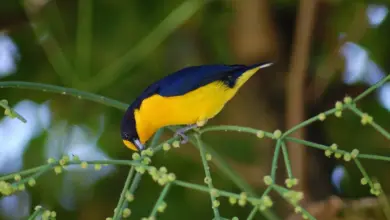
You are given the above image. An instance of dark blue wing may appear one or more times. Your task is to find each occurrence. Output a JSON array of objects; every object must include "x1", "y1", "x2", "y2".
[{"x1": 156, "y1": 64, "x2": 251, "y2": 97}]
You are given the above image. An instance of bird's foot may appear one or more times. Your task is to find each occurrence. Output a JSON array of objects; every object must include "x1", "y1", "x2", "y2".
[
  {"x1": 174, "y1": 124, "x2": 198, "y2": 144},
  {"x1": 174, "y1": 131, "x2": 189, "y2": 144}
]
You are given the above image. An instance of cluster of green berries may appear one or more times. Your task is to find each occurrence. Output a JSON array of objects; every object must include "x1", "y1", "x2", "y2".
[
  {"x1": 324, "y1": 144, "x2": 359, "y2": 162},
  {"x1": 1, "y1": 99, "x2": 17, "y2": 119},
  {"x1": 228, "y1": 192, "x2": 248, "y2": 207},
  {"x1": 48, "y1": 155, "x2": 107, "y2": 174},
  {"x1": 106, "y1": 192, "x2": 134, "y2": 219},
  {"x1": 361, "y1": 113, "x2": 373, "y2": 125},
  {"x1": 0, "y1": 173, "x2": 37, "y2": 196},
  {"x1": 293, "y1": 206, "x2": 310, "y2": 219},
  {"x1": 282, "y1": 190, "x2": 304, "y2": 204},
  {"x1": 360, "y1": 178, "x2": 382, "y2": 196},
  {"x1": 255, "y1": 195, "x2": 273, "y2": 211},
  {"x1": 34, "y1": 206, "x2": 56, "y2": 220},
  {"x1": 148, "y1": 166, "x2": 176, "y2": 186},
  {"x1": 132, "y1": 149, "x2": 154, "y2": 173},
  {"x1": 162, "y1": 140, "x2": 181, "y2": 151},
  {"x1": 285, "y1": 178, "x2": 299, "y2": 188},
  {"x1": 318, "y1": 97, "x2": 353, "y2": 121},
  {"x1": 111, "y1": 207, "x2": 132, "y2": 218}
]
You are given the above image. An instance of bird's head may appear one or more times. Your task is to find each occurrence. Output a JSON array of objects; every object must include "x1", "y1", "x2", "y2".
[{"x1": 121, "y1": 109, "x2": 145, "y2": 152}]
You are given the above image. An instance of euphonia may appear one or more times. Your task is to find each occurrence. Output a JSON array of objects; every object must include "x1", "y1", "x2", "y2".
[{"x1": 121, "y1": 62, "x2": 273, "y2": 151}]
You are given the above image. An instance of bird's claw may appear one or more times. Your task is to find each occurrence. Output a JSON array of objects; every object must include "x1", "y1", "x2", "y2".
[{"x1": 174, "y1": 131, "x2": 189, "y2": 144}]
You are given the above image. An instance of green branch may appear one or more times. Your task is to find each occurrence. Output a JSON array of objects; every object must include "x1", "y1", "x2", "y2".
[
  {"x1": 353, "y1": 74, "x2": 390, "y2": 102},
  {"x1": 195, "y1": 134, "x2": 221, "y2": 219},
  {"x1": 0, "y1": 81, "x2": 128, "y2": 111},
  {"x1": 149, "y1": 183, "x2": 172, "y2": 218},
  {"x1": 270, "y1": 140, "x2": 282, "y2": 180},
  {"x1": 0, "y1": 99, "x2": 27, "y2": 123},
  {"x1": 348, "y1": 105, "x2": 390, "y2": 139},
  {"x1": 281, "y1": 142, "x2": 293, "y2": 179},
  {"x1": 112, "y1": 167, "x2": 135, "y2": 220}
]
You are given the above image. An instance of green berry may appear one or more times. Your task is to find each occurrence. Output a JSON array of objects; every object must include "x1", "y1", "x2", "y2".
[
  {"x1": 122, "y1": 208, "x2": 131, "y2": 218},
  {"x1": 256, "y1": 131, "x2": 265, "y2": 138},
  {"x1": 330, "y1": 144, "x2": 338, "y2": 151},
  {"x1": 132, "y1": 153, "x2": 140, "y2": 160},
  {"x1": 212, "y1": 200, "x2": 220, "y2": 208},
  {"x1": 343, "y1": 153, "x2": 351, "y2": 162},
  {"x1": 273, "y1": 130, "x2": 282, "y2": 139},
  {"x1": 335, "y1": 101, "x2": 343, "y2": 110},
  {"x1": 344, "y1": 96, "x2": 352, "y2": 104},
  {"x1": 28, "y1": 178, "x2": 36, "y2": 187},
  {"x1": 163, "y1": 143, "x2": 171, "y2": 151},
  {"x1": 263, "y1": 175, "x2": 273, "y2": 185},
  {"x1": 351, "y1": 149, "x2": 359, "y2": 158},
  {"x1": 81, "y1": 161, "x2": 88, "y2": 169},
  {"x1": 361, "y1": 177, "x2": 368, "y2": 185},
  {"x1": 318, "y1": 113, "x2": 326, "y2": 121},
  {"x1": 229, "y1": 197, "x2": 237, "y2": 205},
  {"x1": 14, "y1": 174, "x2": 21, "y2": 181},
  {"x1": 172, "y1": 140, "x2": 180, "y2": 148}
]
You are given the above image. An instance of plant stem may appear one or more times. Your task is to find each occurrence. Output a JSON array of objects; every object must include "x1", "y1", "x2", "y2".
[
  {"x1": 271, "y1": 140, "x2": 282, "y2": 180},
  {"x1": 272, "y1": 185, "x2": 315, "y2": 220},
  {"x1": 173, "y1": 180, "x2": 260, "y2": 203},
  {"x1": 112, "y1": 167, "x2": 135, "y2": 220},
  {"x1": 200, "y1": 125, "x2": 274, "y2": 138},
  {"x1": 0, "y1": 100, "x2": 27, "y2": 123},
  {"x1": 0, "y1": 81, "x2": 128, "y2": 111},
  {"x1": 27, "y1": 208, "x2": 43, "y2": 220},
  {"x1": 149, "y1": 183, "x2": 172, "y2": 218},
  {"x1": 195, "y1": 134, "x2": 221, "y2": 219},
  {"x1": 347, "y1": 105, "x2": 390, "y2": 139},
  {"x1": 354, "y1": 158, "x2": 374, "y2": 190},
  {"x1": 353, "y1": 74, "x2": 390, "y2": 103},
  {"x1": 246, "y1": 187, "x2": 272, "y2": 220},
  {"x1": 281, "y1": 142, "x2": 293, "y2": 179}
]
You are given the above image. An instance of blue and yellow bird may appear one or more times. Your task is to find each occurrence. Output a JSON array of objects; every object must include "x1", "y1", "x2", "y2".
[{"x1": 121, "y1": 62, "x2": 273, "y2": 151}]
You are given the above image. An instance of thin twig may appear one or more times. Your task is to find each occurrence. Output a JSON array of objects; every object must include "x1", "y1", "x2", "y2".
[
  {"x1": 195, "y1": 134, "x2": 221, "y2": 219},
  {"x1": 149, "y1": 183, "x2": 172, "y2": 218},
  {"x1": 112, "y1": 167, "x2": 135, "y2": 220},
  {"x1": 281, "y1": 142, "x2": 293, "y2": 179}
]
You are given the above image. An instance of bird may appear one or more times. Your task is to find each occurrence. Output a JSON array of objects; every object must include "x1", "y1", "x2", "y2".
[{"x1": 121, "y1": 62, "x2": 273, "y2": 151}]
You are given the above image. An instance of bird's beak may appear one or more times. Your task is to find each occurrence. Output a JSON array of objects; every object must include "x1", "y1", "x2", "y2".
[
  {"x1": 133, "y1": 139, "x2": 145, "y2": 151},
  {"x1": 259, "y1": 62, "x2": 273, "y2": 69}
]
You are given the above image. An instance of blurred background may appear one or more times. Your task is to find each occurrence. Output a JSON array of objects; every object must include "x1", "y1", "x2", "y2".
[{"x1": 1, "y1": 0, "x2": 390, "y2": 219}]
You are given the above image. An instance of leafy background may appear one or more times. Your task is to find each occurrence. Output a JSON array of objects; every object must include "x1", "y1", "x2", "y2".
[{"x1": 0, "y1": 0, "x2": 390, "y2": 219}]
